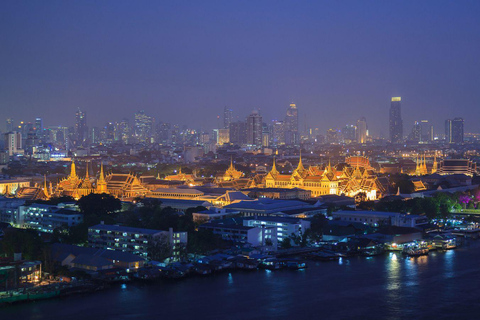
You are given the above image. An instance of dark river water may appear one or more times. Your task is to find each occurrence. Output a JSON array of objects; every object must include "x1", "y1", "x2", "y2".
[{"x1": 3, "y1": 242, "x2": 480, "y2": 320}]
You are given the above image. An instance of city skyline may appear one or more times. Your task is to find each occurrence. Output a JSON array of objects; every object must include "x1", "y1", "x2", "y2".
[{"x1": 1, "y1": 1, "x2": 480, "y2": 135}]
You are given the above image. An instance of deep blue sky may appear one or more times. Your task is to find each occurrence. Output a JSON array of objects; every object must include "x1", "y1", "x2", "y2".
[{"x1": 1, "y1": 0, "x2": 479, "y2": 137}]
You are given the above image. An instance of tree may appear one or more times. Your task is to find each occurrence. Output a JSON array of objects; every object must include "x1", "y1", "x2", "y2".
[
  {"x1": 147, "y1": 234, "x2": 173, "y2": 262},
  {"x1": 77, "y1": 193, "x2": 122, "y2": 216},
  {"x1": 280, "y1": 237, "x2": 292, "y2": 249}
]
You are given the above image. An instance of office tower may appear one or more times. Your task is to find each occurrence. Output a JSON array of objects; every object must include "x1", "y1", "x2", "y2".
[
  {"x1": 115, "y1": 118, "x2": 130, "y2": 144},
  {"x1": 445, "y1": 118, "x2": 464, "y2": 143},
  {"x1": 284, "y1": 103, "x2": 299, "y2": 145},
  {"x1": 34, "y1": 117, "x2": 44, "y2": 141},
  {"x1": 104, "y1": 122, "x2": 115, "y2": 143},
  {"x1": 410, "y1": 121, "x2": 421, "y2": 142},
  {"x1": 156, "y1": 122, "x2": 171, "y2": 145},
  {"x1": 356, "y1": 117, "x2": 367, "y2": 143},
  {"x1": 90, "y1": 127, "x2": 99, "y2": 145},
  {"x1": 389, "y1": 97, "x2": 403, "y2": 143},
  {"x1": 134, "y1": 110, "x2": 155, "y2": 143},
  {"x1": 262, "y1": 122, "x2": 270, "y2": 147},
  {"x1": 6, "y1": 118, "x2": 14, "y2": 132},
  {"x1": 420, "y1": 120, "x2": 432, "y2": 142},
  {"x1": 4, "y1": 131, "x2": 22, "y2": 156},
  {"x1": 229, "y1": 121, "x2": 247, "y2": 145},
  {"x1": 75, "y1": 108, "x2": 87, "y2": 146},
  {"x1": 215, "y1": 128, "x2": 230, "y2": 145},
  {"x1": 246, "y1": 110, "x2": 262, "y2": 147},
  {"x1": 223, "y1": 107, "x2": 233, "y2": 129},
  {"x1": 342, "y1": 125, "x2": 357, "y2": 143},
  {"x1": 272, "y1": 120, "x2": 285, "y2": 146}
]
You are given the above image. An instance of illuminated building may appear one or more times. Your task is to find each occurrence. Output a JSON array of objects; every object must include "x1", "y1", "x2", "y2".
[
  {"x1": 223, "y1": 107, "x2": 233, "y2": 129},
  {"x1": 356, "y1": 117, "x2": 367, "y2": 143},
  {"x1": 56, "y1": 160, "x2": 83, "y2": 199},
  {"x1": 134, "y1": 110, "x2": 155, "y2": 143},
  {"x1": 284, "y1": 103, "x2": 298, "y2": 146},
  {"x1": 219, "y1": 158, "x2": 244, "y2": 181},
  {"x1": 265, "y1": 155, "x2": 384, "y2": 199},
  {"x1": 389, "y1": 97, "x2": 403, "y2": 143},
  {"x1": 342, "y1": 125, "x2": 356, "y2": 144},
  {"x1": 229, "y1": 121, "x2": 247, "y2": 145},
  {"x1": 415, "y1": 154, "x2": 428, "y2": 175},
  {"x1": 215, "y1": 128, "x2": 230, "y2": 145},
  {"x1": 271, "y1": 120, "x2": 285, "y2": 146},
  {"x1": 105, "y1": 173, "x2": 149, "y2": 199},
  {"x1": 437, "y1": 159, "x2": 477, "y2": 176},
  {"x1": 165, "y1": 168, "x2": 198, "y2": 185},
  {"x1": 74, "y1": 108, "x2": 87, "y2": 146},
  {"x1": 4, "y1": 131, "x2": 23, "y2": 156},
  {"x1": 409, "y1": 121, "x2": 421, "y2": 142},
  {"x1": 445, "y1": 117, "x2": 464, "y2": 143},
  {"x1": 95, "y1": 163, "x2": 108, "y2": 194},
  {"x1": 246, "y1": 110, "x2": 262, "y2": 147}
]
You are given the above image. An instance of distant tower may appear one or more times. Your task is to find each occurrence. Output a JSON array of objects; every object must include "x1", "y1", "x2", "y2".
[
  {"x1": 5, "y1": 118, "x2": 14, "y2": 132},
  {"x1": 389, "y1": 97, "x2": 403, "y2": 143},
  {"x1": 356, "y1": 117, "x2": 367, "y2": 143},
  {"x1": 246, "y1": 110, "x2": 263, "y2": 147},
  {"x1": 75, "y1": 108, "x2": 87, "y2": 146},
  {"x1": 223, "y1": 107, "x2": 233, "y2": 129},
  {"x1": 284, "y1": 103, "x2": 299, "y2": 146}
]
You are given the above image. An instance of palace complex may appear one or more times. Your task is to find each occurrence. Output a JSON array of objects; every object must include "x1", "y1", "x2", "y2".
[
  {"x1": 264, "y1": 156, "x2": 385, "y2": 200},
  {"x1": 2, "y1": 156, "x2": 386, "y2": 202}
]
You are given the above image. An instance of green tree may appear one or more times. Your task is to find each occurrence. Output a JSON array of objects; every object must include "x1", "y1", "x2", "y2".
[
  {"x1": 77, "y1": 193, "x2": 121, "y2": 216},
  {"x1": 280, "y1": 237, "x2": 292, "y2": 249},
  {"x1": 147, "y1": 234, "x2": 173, "y2": 262}
]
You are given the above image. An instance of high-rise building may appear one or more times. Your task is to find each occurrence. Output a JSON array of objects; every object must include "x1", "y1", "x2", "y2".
[
  {"x1": 75, "y1": 109, "x2": 87, "y2": 146},
  {"x1": 156, "y1": 122, "x2": 171, "y2": 145},
  {"x1": 5, "y1": 118, "x2": 14, "y2": 133},
  {"x1": 134, "y1": 110, "x2": 155, "y2": 143},
  {"x1": 389, "y1": 97, "x2": 403, "y2": 143},
  {"x1": 215, "y1": 128, "x2": 230, "y2": 145},
  {"x1": 223, "y1": 107, "x2": 233, "y2": 129},
  {"x1": 284, "y1": 103, "x2": 299, "y2": 145},
  {"x1": 342, "y1": 125, "x2": 357, "y2": 143},
  {"x1": 356, "y1": 117, "x2": 367, "y2": 143},
  {"x1": 419, "y1": 120, "x2": 433, "y2": 142},
  {"x1": 409, "y1": 121, "x2": 421, "y2": 142},
  {"x1": 445, "y1": 118, "x2": 464, "y2": 143},
  {"x1": 229, "y1": 121, "x2": 247, "y2": 145},
  {"x1": 34, "y1": 117, "x2": 44, "y2": 142},
  {"x1": 272, "y1": 120, "x2": 285, "y2": 146},
  {"x1": 246, "y1": 110, "x2": 262, "y2": 147},
  {"x1": 4, "y1": 131, "x2": 22, "y2": 156},
  {"x1": 115, "y1": 118, "x2": 130, "y2": 144}
]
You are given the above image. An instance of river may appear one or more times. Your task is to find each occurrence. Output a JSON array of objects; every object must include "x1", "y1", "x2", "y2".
[{"x1": 2, "y1": 242, "x2": 480, "y2": 320}]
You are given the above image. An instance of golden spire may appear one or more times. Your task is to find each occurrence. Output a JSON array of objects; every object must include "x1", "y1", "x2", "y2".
[
  {"x1": 96, "y1": 162, "x2": 108, "y2": 194},
  {"x1": 270, "y1": 156, "x2": 279, "y2": 175},
  {"x1": 230, "y1": 156, "x2": 234, "y2": 170},
  {"x1": 432, "y1": 154, "x2": 438, "y2": 173},
  {"x1": 43, "y1": 175, "x2": 50, "y2": 198},
  {"x1": 70, "y1": 160, "x2": 77, "y2": 178},
  {"x1": 85, "y1": 161, "x2": 89, "y2": 179},
  {"x1": 296, "y1": 151, "x2": 304, "y2": 171}
]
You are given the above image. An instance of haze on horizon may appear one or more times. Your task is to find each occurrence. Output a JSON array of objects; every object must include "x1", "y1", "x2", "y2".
[{"x1": 1, "y1": 0, "x2": 479, "y2": 137}]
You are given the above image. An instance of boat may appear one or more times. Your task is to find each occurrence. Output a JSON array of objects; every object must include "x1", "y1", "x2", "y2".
[
  {"x1": 285, "y1": 260, "x2": 307, "y2": 270},
  {"x1": 259, "y1": 258, "x2": 285, "y2": 270},
  {"x1": 403, "y1": 247, "x2": 429, "y2": 257}
]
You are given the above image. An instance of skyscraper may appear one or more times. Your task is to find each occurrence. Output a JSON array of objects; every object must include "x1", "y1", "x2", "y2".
[
  {"x1": 342, "y1": 125, "x2": 357, "y2": 143},
  {"x1": 223, "y1": 107, "x2": 233, "y2": 129},
  {"x1": 134, "y1": 110, "x2": 155, "y2": 143},
  {"x1": 246, "y1": 110, "x2": 262, "y2": 147},
  {"x1": 75, "y1": 108, "x2": 87, "y2": 146},
  {"x1": 356, "y1": 117, "x2": 367, "y2": 143},
  {"x1": 409, "y1": 121, "x2": 421, "y2": 142},
  {"x1": 445, "y1": 117, "x2": 464, "y2": 143},
  {"x1": 284, "y1": 103, "x2": 299, "y2": 145},
  {"x1": 229, "y1": 121, "x2": 247, "y2": 145},
  {"x1": 389, "y1": 97, "x2": 403, "y2": 143}
]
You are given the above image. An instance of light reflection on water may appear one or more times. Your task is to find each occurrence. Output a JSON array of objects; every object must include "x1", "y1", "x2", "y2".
[{"x1": 3, "y1": 243, "x2": 480, "y2": 320}]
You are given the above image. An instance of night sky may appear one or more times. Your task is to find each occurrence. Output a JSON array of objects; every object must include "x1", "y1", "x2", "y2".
[{"x1": 1, "y1": 1, "x2": 479, "y2": 137}]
